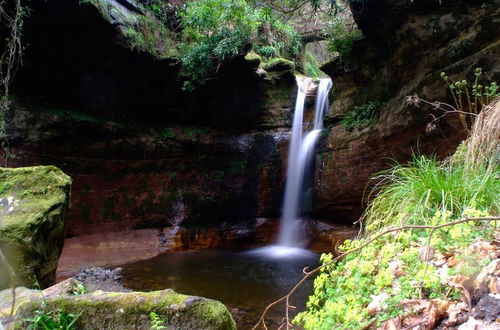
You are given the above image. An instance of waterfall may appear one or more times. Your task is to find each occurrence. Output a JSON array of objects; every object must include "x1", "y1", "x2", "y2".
[{"x1": 277, "y1": 77, "x2": 333, "y2": 247}]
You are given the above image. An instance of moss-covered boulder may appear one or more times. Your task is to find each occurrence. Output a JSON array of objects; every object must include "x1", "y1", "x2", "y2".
[
  {"x1": 15, "y1": 289, "x2": 236, "y2": 330},
  {"x1": 261, "y1": 58, "x2": 295, "y2": 72},
  {"x1": 0, "y1": 166, "x2": 71, "y2": 289}
]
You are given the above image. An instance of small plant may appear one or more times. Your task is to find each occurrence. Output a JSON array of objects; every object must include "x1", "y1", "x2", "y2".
[
  {"x1": 160, "y1": 128, "x2": 176, "y2": 139},
  {"x1": 72, "y1": 282, "x2": 86, "y2": 295},
  {"x1": 440, "y1": 68, "x2": 499, "y2": 130},
  {"x1": 149, "y1": 312, "x2": 167, "y2": 330},
  {"x1": 341, "y1": 101, "x2": 385, "y2": 130},
  {"x1": 182, "y1": 126, "x2": 210, "y2": 141},
  {"x1": 25, "y1": 310, "x2": 81, "y2": 330}
]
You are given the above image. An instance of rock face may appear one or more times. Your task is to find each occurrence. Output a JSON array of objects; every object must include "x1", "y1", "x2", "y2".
[
  {"x1": 0, "y1": 166, "x2": 71, "y2": 289},
  {"x1": 14, "y1": 288, "x2": 236, "y2": 330},
  {"x1": 313, "y1": 0, "x2": 500, "y2": 220},
  {"x1": 2, "y1": 0, "x2": 295, "y2": 238},
  {"x1": 2, "y1": 0, "x2": 498, "y2": 242}
]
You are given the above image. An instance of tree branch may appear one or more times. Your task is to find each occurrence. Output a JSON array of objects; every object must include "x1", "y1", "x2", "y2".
[{"x1": 252, "y1": 216, "x2": 500, "y2": 329}]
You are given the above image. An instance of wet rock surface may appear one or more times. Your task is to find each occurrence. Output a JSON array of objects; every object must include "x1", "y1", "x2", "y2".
[{"x1": 74, "y1": 266, "x2": 129, "y2": 293}]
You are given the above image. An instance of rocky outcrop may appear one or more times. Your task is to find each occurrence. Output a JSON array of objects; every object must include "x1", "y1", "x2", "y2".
[
  {"x1": 16, "y1": 290, "x2": 236, "y2": 330},
  {"x1": 0, "y1": 166, "x2": 71, "y2": 289},
  {"x1": 0, "y1": 277, "x2": 236, "y2": 330},
  {"x1": 313, "y1": 0, "x2": 500, "y2": 220},
  {"x1": 2, "y1": 0, "x2": 498, "y2": 244},
  {"x1": 1, "y1": 0, "x2": 297, "y2": 238}
]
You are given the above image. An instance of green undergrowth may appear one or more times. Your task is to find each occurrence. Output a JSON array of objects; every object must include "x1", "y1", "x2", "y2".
[
  {"x1": 296, "y1": 100, "x2": 500, "y2": 329},
  {"x1": 295, "y1": 208, "x2": 496, "y2": 329}
]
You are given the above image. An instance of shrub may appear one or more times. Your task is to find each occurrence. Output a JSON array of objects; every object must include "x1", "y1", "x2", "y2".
[
  {"x1": 363, "y1": 154, "x2": 499, "y2": 232},
  {"x1": 179, "y1": 0, "x2": 259, "y2": 90}
]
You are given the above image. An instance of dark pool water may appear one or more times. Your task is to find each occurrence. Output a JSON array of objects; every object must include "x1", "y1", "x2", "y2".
[{"x1": 121, "y1": 247, "x2": 319, "y2": 329}]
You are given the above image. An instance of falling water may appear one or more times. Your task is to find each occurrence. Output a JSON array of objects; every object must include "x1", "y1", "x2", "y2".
[
  {"x1": 249, "y1": 76, "x2": 332, "y2": 258},
  {"x1": 277, "y1": 77, "x2": 333, "y2": 248}
]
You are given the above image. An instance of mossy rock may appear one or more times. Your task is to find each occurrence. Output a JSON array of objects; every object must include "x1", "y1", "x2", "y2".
[
  {"x1": 261, "y1": 58, "x2": 295, "y2": 72},
  {"x1": 0, "y1": 166, "x2": 72, "y2": 289},
  {"x1": 15, "y1": 289, "x2": 236, "y2": 330},
  {"x1": 244, "y1": 51, "x2": 262, "y2": 68}
]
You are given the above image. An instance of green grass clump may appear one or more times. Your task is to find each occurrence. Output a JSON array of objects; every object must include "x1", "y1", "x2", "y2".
[{"x1": 363, "y1": 154, "x2": 499, "y2": 232}]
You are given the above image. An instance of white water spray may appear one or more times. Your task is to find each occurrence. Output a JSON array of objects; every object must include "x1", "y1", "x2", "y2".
[
  {"x1": 250, "y1": 77, "x2": 332, "y2": 258},
  {"x1": 277, "y1": 77, "x2": 332, "y2": 247}
]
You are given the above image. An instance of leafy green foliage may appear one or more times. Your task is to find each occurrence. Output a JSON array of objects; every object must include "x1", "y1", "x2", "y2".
[
  {"x1": 142, "y1": 0, "x2": 171, "y2": 22},
  {"x1": 182, "y1": 126, "x2": 210, "y2": 141},
  {"x1": 327, "y1": 17, "x2": 363, "y2": 57},
  {"x1": 295, "y1": 206, "x2": 496, "y2": 328},
  {"x1": 253, "y1": 17, "x2": 301, "y2": 60},
  {"x1": 25, "y1": 310, "x2": 81, "y2": 330},
  {"x1": 71, "y1": 282, "x2": 86, "y2": 296},
  {"x1": 149, "y1": 312, "x2": 167, "y2": 330},
  {"x1": 303, "y1": 51, "x2": 323, "y2": 78},
  {"x1": 179, "y1": 0, "x2": 302, "y2": 90},
  {"x1": 179, "y1": 0, "x2": 259, "y2": 90},
  {"x1": 341, "y1": 101, "x2": 385, "y2": 130}
]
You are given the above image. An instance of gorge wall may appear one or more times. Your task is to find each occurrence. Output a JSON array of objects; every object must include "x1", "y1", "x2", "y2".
[
  {"x1": 1, "y1": 0, "x2": 499, "y2": 241},
  {"x1": 314, "y1": 0, "x2": 500, "y2": 219}
]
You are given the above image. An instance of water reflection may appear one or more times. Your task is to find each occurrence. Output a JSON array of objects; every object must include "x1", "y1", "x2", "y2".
[{"x1": 121, "y1": 249, "x2": 319, "y2": 329}]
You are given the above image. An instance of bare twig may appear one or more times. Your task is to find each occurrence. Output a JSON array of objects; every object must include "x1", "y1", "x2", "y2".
[{"x1": 252, "y1": 216, "x2": 500, "y2": 329}]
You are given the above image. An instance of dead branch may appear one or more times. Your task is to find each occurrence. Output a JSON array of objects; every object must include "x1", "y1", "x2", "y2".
[{"x1": 252, "y1": 216, "x2": 500, "y2": 330}]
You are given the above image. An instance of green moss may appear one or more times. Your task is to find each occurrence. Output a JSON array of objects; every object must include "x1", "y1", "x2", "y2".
[
  {"x1": 262, "y1": 58, "x2": 295, "y2": 72},
  {"x1": 244, "y1": 51, "x2": 261, "y2": 68},
  {"x1": 0, "y1": 166, "x2": 71, "y2": 289},
  {"x1": 15, "y1": 289, "x2": 236, "y2": 330}
]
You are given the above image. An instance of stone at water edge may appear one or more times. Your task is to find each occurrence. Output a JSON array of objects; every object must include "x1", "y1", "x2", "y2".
[
  {"x1": 0, "y1": 166, "x2": 71, "y2": 289},
  {"x1": 14, "y1": 289, "x2": 237, "y2": 330}
]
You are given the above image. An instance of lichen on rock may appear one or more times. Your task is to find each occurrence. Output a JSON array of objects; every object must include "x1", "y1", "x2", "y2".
[{"x1": 0, "y1": 166, "x2": 71, "y2": 289}]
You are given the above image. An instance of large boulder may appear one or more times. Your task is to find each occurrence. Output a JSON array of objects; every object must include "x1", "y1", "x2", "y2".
[
  {"x1": 0, "y1": 166, "x2": 71, "y2": 289},
  {"x1": 13, "y1": 288, "x2": 236, "y2": 330}
]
